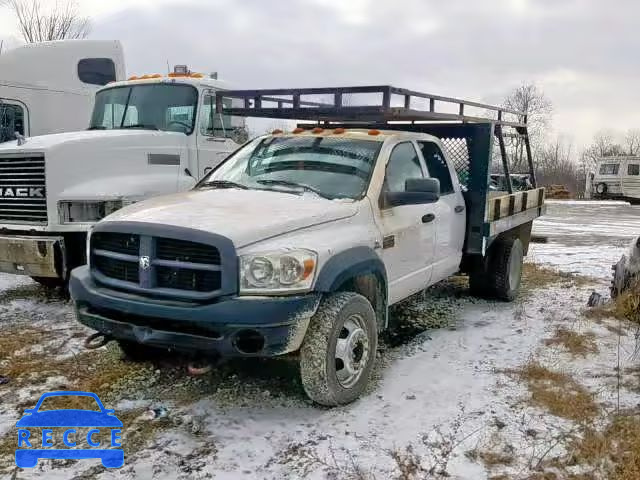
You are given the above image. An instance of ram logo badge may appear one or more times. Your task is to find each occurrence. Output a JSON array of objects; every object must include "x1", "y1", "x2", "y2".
[{"x1": 139, "y1": 256, "x2": 151, "y2": 270}]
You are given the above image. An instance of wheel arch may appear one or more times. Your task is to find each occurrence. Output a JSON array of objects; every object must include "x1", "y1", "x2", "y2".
[{"x1": 314, "y1": 246, "x2": 388, "y2": 331}]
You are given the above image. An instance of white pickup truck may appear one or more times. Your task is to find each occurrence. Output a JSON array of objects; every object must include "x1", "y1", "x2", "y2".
[
  {"x1": 69, "y1": 86, "x2": 545, "y2": 406},
  {"x1": 0, "y1": 66, "x2": 246, "y2": 286}
]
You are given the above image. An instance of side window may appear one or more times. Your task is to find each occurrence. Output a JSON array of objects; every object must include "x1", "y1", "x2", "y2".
[
  {"x1": 200, "y1": 94, "x2": 232, "y2": 137},
  {"x1": 384, "y1": 142, "x2": 424, "y2": 192},
  {"x1": 599, "y1": 163, "x2": 620, "y2": 175},
  {"x1": 78, "y1": 58, "x2": 116, "y2": 86},
  {"x1": 0, "y1": 103, "x2": 24, "y2": 142},
  {"x1": 417, "y1": 141, "x2": 454, "y2": 194},
  {"x1": 628, "y1": 164, "x2": 640, "y2": 176}
]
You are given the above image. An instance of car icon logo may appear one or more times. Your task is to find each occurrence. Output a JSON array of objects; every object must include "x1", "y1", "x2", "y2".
[
  {"x1": 15, "y1": 391, "x2": 124, "y2": 468},
  {"x1": 139, "y1": 256, "x2": 151, "y2": 270}
]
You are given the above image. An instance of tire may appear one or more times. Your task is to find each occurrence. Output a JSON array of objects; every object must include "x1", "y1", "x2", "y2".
[
  {"x1": 595, "y1": 183, "x2": 608, "y2": 195},
  {"x1": 31, "y1": 276, "x2": 65, "y2": 289},
  {"x1": 488, "y1": 238, "x2": 524, "y2": 301},
  {"x1": 300, "y1": 292, "x2": 378, "y2": 406}
]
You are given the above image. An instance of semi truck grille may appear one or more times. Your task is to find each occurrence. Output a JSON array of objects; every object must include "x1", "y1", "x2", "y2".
[
  {"x1": 0, "y1": 155, "x2": 46, "y2": 224},
  {"x1": 91, "y1": 232, "x2": 223, "y2": 298}
]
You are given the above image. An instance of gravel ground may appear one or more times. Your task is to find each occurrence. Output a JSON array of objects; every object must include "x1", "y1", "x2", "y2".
[{"x1": 0, "y1": 200, "x2": 638, "y2": 479}]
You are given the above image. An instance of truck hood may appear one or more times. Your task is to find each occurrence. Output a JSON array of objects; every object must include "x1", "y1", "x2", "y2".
[
  {"x1": 103, "y1": 188, "x2": 359, "y2": 248},
  {"x1": 0, "y1": 129, "x2": 176, "y2": 152}
]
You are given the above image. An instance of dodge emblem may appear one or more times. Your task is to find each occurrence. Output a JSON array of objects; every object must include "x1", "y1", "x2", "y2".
[{"x1": 139, "y1": 256, "x2": 151, "y2": 270}]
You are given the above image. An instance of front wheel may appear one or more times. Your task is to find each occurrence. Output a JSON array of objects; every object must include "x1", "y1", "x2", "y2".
[{"x1": 299, "y1": 292, "x2": 378, "y2": 406}]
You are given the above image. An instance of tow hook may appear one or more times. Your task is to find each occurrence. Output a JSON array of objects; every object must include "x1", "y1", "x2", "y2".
[{"x1": 83, "y1": 332, "x2": 112, "y2": 350}]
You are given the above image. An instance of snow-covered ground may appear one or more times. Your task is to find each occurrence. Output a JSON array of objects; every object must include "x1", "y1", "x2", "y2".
[{"x1": 0, "y1": 200, "x2": 638, "y2": 479}]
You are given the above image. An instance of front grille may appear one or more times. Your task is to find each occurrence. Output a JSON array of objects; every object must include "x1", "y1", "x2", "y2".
[
  {"x1": 92, "y1": 232, "x2": 140, "y2": 256},
  {"x1": 0, "y1": 155, "x2": 46, "y2": 224},
  {"x1": 156, "y1": 238, "x2": 220, "y2": 264},
  {"x1": 156, "y1": 266, "x2": 221, "y2": 292},
  {"x1": 93, "y1": 255, "x2": 139, "y2": 283},
  {"x1": 91, "y1": 232, "x2": 224, "y2": 297}
]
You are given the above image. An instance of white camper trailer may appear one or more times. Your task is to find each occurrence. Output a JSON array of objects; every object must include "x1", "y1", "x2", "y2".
[
  {"x1": 0, "y1": 40, "x2": 126, "y2": 142},
  {"x1": 585, "y1": 156, "x2": 640, "y2": 204}
]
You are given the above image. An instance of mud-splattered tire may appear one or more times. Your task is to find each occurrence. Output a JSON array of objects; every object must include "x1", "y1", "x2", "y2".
[
  {"x1": 488, "y1": 237, "x2": 524, "y2": 301},
  {"x1": 299, "y1": 292, "x2": 378, "y2": 406}
]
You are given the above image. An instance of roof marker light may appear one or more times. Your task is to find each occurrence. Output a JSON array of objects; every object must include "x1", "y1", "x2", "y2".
[
  {"x1": 128, "y1": 75, "x2": 138, "y2": 80},
  {"x1": 368, "y1": 129, "x2": 381, "y2": 136},
  {"x1": 312, "y1": 127, "x2": 324, "y2": 134},
  {"x1": 292, "y1": 128, "x2": 305, "y2": 134},
  {"x1": 272, "y1": 129, "x2": 284, "y2": 134},
  {"x1": 333, "y1": 128, "x2": 346, "y2": 134}
]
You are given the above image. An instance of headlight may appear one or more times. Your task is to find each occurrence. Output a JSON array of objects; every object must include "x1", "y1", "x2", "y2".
[
  {"x1": 239, "y1": 249, "x2": 317, "y2": 295},
  {"x1": 58, "y1": 200, "x2": 125, "y2": 223}
]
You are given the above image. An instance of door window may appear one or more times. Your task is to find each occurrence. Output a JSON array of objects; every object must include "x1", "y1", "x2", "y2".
[
  {"x1": 628, "y1": 164, "x2": 640, "y2": 176},
  {"x1": 200, "y1": 94, "x2": 233, "y2": 138},
  {"x1": 384, "y1": 142, "x2": 424, "y2": 192},
  {"x1": 417, "y1": 141, "x2": 454, "y2": 194},
  {"x1": 0, "y1": 103, "x2": 24, "y2": 142}
]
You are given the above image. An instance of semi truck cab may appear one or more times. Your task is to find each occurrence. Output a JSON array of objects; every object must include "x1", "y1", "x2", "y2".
[{"x1": 0, "y1": 67, "x2": 247, "y2": 284}]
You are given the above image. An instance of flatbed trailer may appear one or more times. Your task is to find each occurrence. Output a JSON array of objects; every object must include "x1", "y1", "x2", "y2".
[{"x1": 216, "y1": 85, "x2": 545, "y2": 260}]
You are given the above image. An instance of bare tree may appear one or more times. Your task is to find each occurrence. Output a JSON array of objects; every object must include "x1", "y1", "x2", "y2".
[
  {"x1": 624, "y1": 128, "x2": 640, "y2": 156},
  {"x1": 4, "y1": 0, "x2": 91, "y2": 43},
  {"x1": 501, "y1": 83, "x2": 553, "y2": 171}
]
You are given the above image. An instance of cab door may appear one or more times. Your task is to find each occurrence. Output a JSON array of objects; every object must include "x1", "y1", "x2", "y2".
[
  {"x1": 195, "y1": 90, "x2": 241, "y2": 178},
  {"x1": 378, "y1": 141, "x2": 436, "y2": 304},
  {"x1": 416, "y1": 140, "x2": 466, "y2": 282}
]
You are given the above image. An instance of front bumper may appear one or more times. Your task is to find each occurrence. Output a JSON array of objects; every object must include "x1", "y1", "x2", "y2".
[
  {"x1": 0, "y1": 234, "x2": 64, "y2": 277},
  {"x1": 69, "y1": 266, "x2": 321, "y2": 357}
]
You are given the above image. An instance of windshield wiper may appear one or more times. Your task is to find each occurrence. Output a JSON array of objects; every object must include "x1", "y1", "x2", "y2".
[
  {"x1": 87, "y1": 126, "x2": 106, "y2": 130},
  {"x1": 256, "y1": 179, "x2": 330, "y2": 199},
  {"x1": 120, "y1": 124, "x2": 159, "y2": 131},
  {"x1": 199, "y1": 180, "x2": 249, "y2": 190}
]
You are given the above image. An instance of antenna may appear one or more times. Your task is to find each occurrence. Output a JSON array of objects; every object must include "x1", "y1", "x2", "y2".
[{"x1": 166, "y1": 60, "x2": 170, "y2": 74}]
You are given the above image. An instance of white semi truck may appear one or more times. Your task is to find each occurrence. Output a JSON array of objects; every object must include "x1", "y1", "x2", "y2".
[
  {"x1": 0, "y1": 40, "x2": 126, "y2": 142},
  {"x1": 0, "y1": 67, "x2": 247, "y2": 285},
  {"x1": 69, "y1": 86, "x2": 546, "y2": 405}
]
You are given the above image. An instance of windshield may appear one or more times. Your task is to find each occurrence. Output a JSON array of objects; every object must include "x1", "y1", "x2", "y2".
[
  {"x1": 89, "y1": 83, "x2": 198, "y2": 134},
  {"x1": 199, "y1": 135, "x2": 383, "y2": 199}
]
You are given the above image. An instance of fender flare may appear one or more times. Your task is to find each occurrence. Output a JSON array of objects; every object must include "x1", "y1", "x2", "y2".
[{"x1": 314, "y1": 246, "x2": 388, "y2": 329}]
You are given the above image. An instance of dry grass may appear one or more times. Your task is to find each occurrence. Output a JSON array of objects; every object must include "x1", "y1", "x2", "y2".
[
  {"x1": 522, "y1": 263, "x2": 593, "y2": 291},
  {"x1": 544, "y1": 327, "x2": 599, "y2": 357},
  {"x1": 507, "y1": 361, "x2": 599, "y2": 423},
  {"x1": 568, "y1": 414, "x2": 640, "y2": 480}
]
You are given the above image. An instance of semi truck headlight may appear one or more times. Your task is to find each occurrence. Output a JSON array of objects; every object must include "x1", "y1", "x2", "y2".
[
  {"x1": 239, "y1": 249, "x2": 317, "y2": 294},
  {"x1": 58, "y1": 200, "x2": 124, "y2": 223}
]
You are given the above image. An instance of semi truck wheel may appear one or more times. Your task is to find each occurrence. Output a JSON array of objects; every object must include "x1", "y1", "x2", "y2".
[
  {"x1": 488, "y1": 237, "x2": 524, "y2": 301},
  {"x1": 299, "y1": 292, "x2": 378, "y2": 406}
]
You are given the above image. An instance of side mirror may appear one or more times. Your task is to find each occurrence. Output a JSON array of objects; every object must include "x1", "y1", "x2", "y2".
[{"x1": 384, "y1": 178, "x2": 440, "y2": 207}]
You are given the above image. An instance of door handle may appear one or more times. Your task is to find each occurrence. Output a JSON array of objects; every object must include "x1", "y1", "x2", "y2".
[
  {"x1": 422, "y1": 213, "x2": 435, "y2": 223},
  {"x1": 454, "y1": 205, "x2": 465, "y2": 213}
]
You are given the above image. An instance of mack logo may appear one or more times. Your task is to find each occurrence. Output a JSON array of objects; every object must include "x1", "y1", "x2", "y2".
[{"x1": 0, "y1": 187, "x2": 44, "y2": 198}]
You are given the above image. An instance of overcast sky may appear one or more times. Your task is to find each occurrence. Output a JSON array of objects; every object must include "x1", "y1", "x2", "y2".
[{"x1": 1, "y1": 0, "x2": 638, "y2": 146}]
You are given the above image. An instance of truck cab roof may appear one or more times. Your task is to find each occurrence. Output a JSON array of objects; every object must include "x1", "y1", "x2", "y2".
[
  {"x1": 261, "y1": 127, "x2": 441, "y2": 144},
  {"x1": 100, "y1": 73, "x2": 232, "y2": 92}
]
